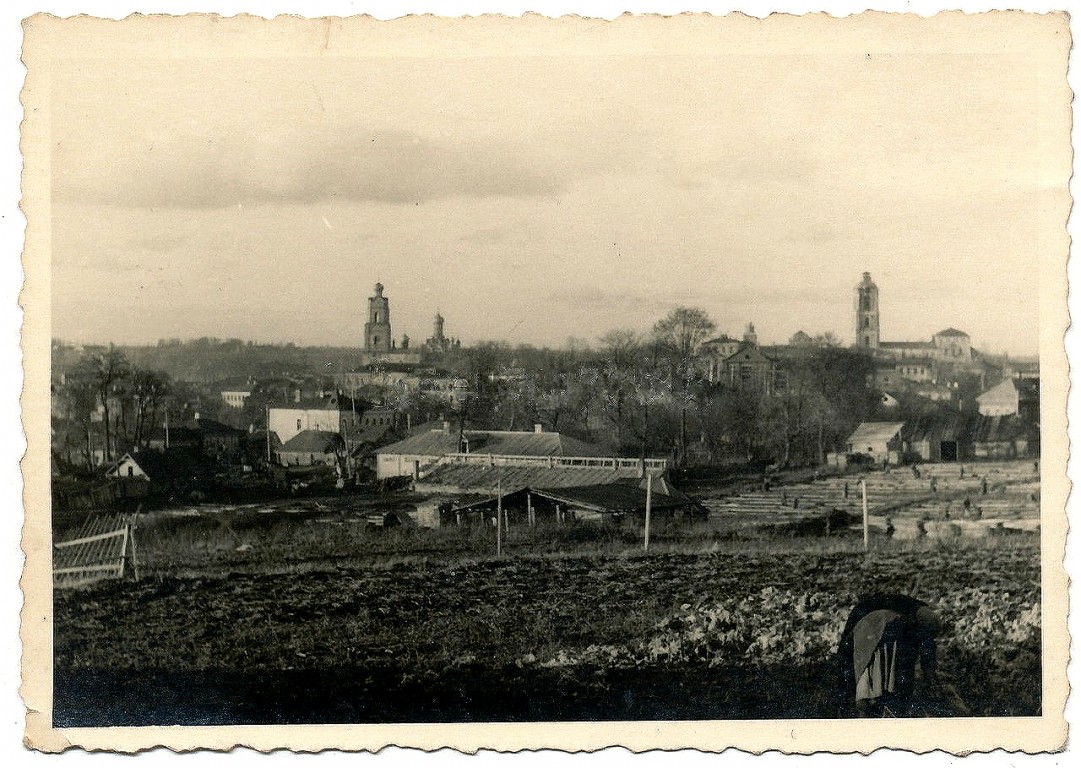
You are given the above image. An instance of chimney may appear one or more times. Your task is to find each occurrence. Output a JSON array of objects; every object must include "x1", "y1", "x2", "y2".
[
  {"x1": 294, "y1": 389, "x2": 301, "y2": 403},
  {"x1": 533, "y1": 424, "x2": 543, "y2": 433}
]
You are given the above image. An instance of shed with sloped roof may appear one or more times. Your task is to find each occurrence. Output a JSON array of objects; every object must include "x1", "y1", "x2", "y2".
[{"x1": 845, "y1": 422, "x2": 905, "y2": 465}]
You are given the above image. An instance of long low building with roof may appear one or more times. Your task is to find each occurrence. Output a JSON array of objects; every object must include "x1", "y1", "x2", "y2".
[
  {"x1": 414, "y1": 461, "x2": 654, "y2": 494},
  {"x1": 375, "y1": 423, "x2": 668, "y2": 492},
  {"x1": 436, "y1": 475, "x2": 702, "y2": 527}
]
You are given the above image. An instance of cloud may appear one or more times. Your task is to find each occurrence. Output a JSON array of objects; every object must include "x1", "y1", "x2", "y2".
[{"x1": 54, "y1": 127, "x2": 573, "y2": 209}]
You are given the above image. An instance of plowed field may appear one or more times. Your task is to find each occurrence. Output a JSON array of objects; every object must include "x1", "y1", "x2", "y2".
[{"x1": 54, "y1": 540, "x2": 1040, "y2": 725}]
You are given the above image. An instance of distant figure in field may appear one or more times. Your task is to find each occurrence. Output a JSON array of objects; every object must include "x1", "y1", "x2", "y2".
[
  {"x1": 960, "y1": 464, "x2": 965, "y2": 479},
  {"x1": 963, "y1": 497, "x2": 972, "y2": 514},
  {"x1": 930, "y1": 477, "x2": 938, "y2": 493},
  {"x1": 884, "y1": 516, "x2": 895, "y2": 539},
  {"x1": 912, "y1": 465, "x2": 921, "y2": 480},
  {"x1": 843, "y1": 482, "x2": 849, "y2": 500},
  {"x1": 837, "y1": 594, "x2": 944, "y2": 717},
  {"x1": 981, "y1": 478, "x2": 989, "y2": 495},
  {"x1": 1034, "y1": 459, "x2": 1040, "y2": 473}
]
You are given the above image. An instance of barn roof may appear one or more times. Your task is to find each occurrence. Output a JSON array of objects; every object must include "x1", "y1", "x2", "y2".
[
  {"x1": 935, "y1": 327, "x2": 970, "y2": 338},
  {"x1": 973, "y1": 415, "x2": 1037, "y2": 443},
  {"x1": 847, "y1": 422, "x2": 905, "y2": 445},
  {"x1": 902, "y1": 409, "x2": 972, "y2": 443}
]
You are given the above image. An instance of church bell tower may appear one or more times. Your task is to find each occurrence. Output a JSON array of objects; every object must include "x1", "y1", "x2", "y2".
[
  {"x1": 364, "y1": 283, "x2": 392, "y2": 352},
  {"x1": 855, "y1": 272, "x2": 880, "y2": 350}
]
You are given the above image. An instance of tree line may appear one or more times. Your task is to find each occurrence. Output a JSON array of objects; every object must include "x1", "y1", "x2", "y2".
[
  {"x1": 448, "y1": 307, "x2": 877, "y2": 467},
  {"x1": 52, "y1": 307, "x2": 879, "y2": 471}
]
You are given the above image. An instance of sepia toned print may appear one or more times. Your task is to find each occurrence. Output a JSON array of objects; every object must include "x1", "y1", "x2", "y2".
[{"x1": 20, "y1": 11, "x2": 1071, "y2": 753}]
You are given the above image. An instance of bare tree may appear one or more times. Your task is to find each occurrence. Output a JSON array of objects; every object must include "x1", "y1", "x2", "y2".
[
  {"x1": 652, "y1": 308, "x2": 716, "y2": 463},
  {"x1": 652, "y1": 307, "x2": 717, "y2": 359},
  {"x1": 75, "y1": 346, "x2": 131, "y2": 463}
]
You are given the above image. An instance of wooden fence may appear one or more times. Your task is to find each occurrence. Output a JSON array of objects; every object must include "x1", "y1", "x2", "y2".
[{"x1": 53, "y1": 512, "x2": 140, "y2": 588}]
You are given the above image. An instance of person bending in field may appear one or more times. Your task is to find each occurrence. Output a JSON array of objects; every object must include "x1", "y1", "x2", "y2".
[{"x1": 837, "y1": 594, "x2": 944, "y2": 717}]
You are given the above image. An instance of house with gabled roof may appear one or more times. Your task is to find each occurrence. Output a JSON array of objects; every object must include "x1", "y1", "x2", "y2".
[
  {"x1": 277, "y1": 430, "x2": 344, "y2": 467},
  {"x1": 268, "y1": 390, "x2": 363, "y2": 446}
]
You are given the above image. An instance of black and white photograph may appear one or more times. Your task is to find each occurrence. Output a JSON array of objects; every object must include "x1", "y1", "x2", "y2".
[{"x1": 16, "y1": 6, "x2": 1072, "y2": 754}]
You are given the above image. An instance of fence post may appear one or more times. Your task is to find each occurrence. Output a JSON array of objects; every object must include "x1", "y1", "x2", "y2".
[{"x1": 128, "y1": 512, "x2": 141, "y2": 581}]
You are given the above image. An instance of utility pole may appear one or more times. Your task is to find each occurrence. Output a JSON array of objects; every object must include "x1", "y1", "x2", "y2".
[
  {"x1": 496, "y1": 479, "x2": 503, "y2": 557},
  {"x1": 861, "y1": 478, "x2": 869, "y2": 551},
  {"x1": 265, "y1": 404, "x2": 271, "y2": 467},
  {"x1": 643, "y1": 471, "x2": 653, "y2": 552}
]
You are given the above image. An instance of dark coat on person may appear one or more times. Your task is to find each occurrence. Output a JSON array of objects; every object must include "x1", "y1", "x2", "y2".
[{"x1": 837, "y1": 593, "x2": 938, "y2": 716}]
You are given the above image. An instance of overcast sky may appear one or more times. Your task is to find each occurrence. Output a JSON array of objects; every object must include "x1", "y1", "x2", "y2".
[{"x1": 49, "y1": 22, "x2": 1065, "y2": 356}]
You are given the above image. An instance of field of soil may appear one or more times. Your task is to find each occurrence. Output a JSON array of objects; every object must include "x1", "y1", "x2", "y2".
[{"x1": 54, "y1": 537, "x2": 1041, "y2": 726}]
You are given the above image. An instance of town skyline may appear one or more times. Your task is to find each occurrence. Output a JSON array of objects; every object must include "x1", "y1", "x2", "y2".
[
  {"x1": 52, "y1": 270, "x2": 1038, "y2": 361},
  {"x1": 51, "y1": 39, "x2": 1052, "y2": 358}
]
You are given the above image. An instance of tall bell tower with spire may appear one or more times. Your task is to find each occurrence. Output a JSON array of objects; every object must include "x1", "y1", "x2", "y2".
[
  {"x1": 364, "y1": 282, "x2": 392, "y2": 352},
  {"x1": 855, "y1": 271, "x2": 880, "y2": 351}
]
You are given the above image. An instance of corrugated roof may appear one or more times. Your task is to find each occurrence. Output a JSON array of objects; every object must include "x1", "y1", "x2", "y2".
[
  {"x1": 902, "y1": 410, "x2": 971, "y2": 443},
  {"x1": 973, "y1": 415, "x2": 1033, "y2": 443},
  {"x1": 535, "y1": 484, "x2": 686, "y2": 513},
  {"x1": 376, "y1": 429, "x2": 607, "y2": 458},
  {"x1": 847, "y1": 422, "x2": 905, "y2": 445},
  {"x1": 417, "y1": 463, "x2": 642, "y2": 492},
  {"x1": 279, "y1": 430, "x2": 343, "y2": 454}
]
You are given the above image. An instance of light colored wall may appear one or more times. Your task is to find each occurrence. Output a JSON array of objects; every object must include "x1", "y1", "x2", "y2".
[
  {"x1": 377, "y1": 453, "x2": 425, "y2": 479},
  {"x1": 977, "y1": 380, "x2": 1019, "y2": 417},
  {"x1": 269, "y1": 407, "x2": 342, "y2": 444},
  {"x1": 109, "y1": 455, "x2": 148, "y2": 479}
]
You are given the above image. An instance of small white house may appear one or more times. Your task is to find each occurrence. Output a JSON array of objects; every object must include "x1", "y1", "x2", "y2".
[{"x1": 845, "y1": 422, "x2": 905, "y2": 465}]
